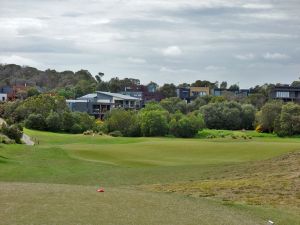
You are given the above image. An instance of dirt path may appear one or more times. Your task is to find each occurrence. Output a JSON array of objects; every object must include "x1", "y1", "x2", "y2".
[{"x1": 21, "y1": 133, "x2": 35, "y2": 146}]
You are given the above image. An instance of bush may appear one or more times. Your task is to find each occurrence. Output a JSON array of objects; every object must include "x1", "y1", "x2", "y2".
[
  {"x1": 1, "y1": 124, "x2": 23, "y2": 144},
  {"x1": 200, "y1": 101, "x2": 244, "y2": 130},
  {"x1": 104, "y1": 109, "x2": 141, "y2": 137},
  {"x1": 0, "y1": 134, "x2": 15, "y2": 144},
  {"x1": 139, "y1": 110, "x2": 169, "y2": 137},
  {"x1": 70, "y1": 124, "x2": 83, "y2": 134},
  {"x1": 169, "y1": 114, "x2": 205, "y2": 138},
  {"x1": 46, "y1": 111, "x2": 62, "y2": 132},
  {"x1": 109, "y1": 130, "x2": 123, "y2": 137},
  {"x1": 275, "y1": 102, "x2": 300, "y2": 136},
  {"x1": 25, "y1": 114, "x2": 46, "y2": 130},
  {"x1": 83, "y1": 130, "x2": 94, "y2": 135}
]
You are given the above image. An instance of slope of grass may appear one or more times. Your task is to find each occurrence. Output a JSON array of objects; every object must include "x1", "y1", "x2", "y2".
[{"x1": 0, "y1": 129, "x2": 299, "y2": 225}]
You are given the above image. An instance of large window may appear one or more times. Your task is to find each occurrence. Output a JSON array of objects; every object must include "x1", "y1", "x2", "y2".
[{"x1": 276, "y1": 91, "x2": 290, "y2": 98}]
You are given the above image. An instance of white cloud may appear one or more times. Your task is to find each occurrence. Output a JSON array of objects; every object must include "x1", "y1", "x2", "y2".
[
  {"x1": 0, "y1": 55, "x2": 41, "y2": 67},
  {"x1": 162, "y1": 46, "x2": 182, "y2": 57},
  {"x1": 127, "y1": 57, "x2": 146, "y2": 64},
  {"x1": 205, "y1": 65, "x2": 225, "y2": 71},
  {"x1": 242, "y1": 12, "x2": 290, "y2": 21},
  {"x1": 234, "y1": 53, "x2": 255, "y2": 60},
  {"x1": 242, "y1": 4, "x2": 273, "y2": 10},
  {"x1": 263, "y1": 53, "x2": 290, "y2": 60},
  {"x1": 160, "y1": 66, "x2": 196, "y2": 73}
]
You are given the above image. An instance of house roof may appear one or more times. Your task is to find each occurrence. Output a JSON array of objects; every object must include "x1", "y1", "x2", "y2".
[
  {"x1": 78, "y1": 93, "x2": 97, "y2": 99},
  {"x1": 96, "y1": 91, "x2": 139, "y2": 100}
]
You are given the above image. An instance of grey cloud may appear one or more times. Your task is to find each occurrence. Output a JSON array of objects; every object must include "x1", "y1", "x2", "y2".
[{"x1": 0, "y1": 0, "x2": 299, "y2": 87}]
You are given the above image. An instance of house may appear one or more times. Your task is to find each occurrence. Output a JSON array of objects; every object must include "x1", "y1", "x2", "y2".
[
  {"x1": 176, "y1": 88, "x2": 190, "y2": 102},
  {"x1": 212, "y1": 88, "x2": 250, "y2": 97},
  {"x1": 271, "y1": 85, "x2": 300, "y2": 102},
  {"x1": 0, "y1": 84, "x2": 29, "y2": 100},
  {"x1": 119, "y1": 82, "x2": 163, "y2": 106},
  {"x1": 66, "y1": 91, "x2": 141, "y2": 119},
  {"x1": 0, "y1": 93, "x2": 7, "y2": 102},
  {"x1": 190, "y1": 87, "x2": 210, "y2": 98}
]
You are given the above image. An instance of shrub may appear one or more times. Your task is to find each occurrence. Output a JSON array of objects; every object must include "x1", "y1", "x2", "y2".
[
  {"x1": 25, "y1": 114, "x2": 46, "y2": 130},
  {"x1": 139, "y1": 110, "x2": 169, "y2": 137},
  {"x1": 46, "y1": 111, "x2": 62, "y2": 132},
  {"x1": 62, "y1": 111, "x2": 75, "y2": 132},
  {"x1": 109, "y1": 130, "x2": 123, "y2": 137},
  {"x1": 70, "y1": 124, "x2": 83, "y2": 134},
  {"x1": 0, "y1": 134, "x2": 15, "y2": 144},
  {"x1": 1, "y1": 124, "x2": 23, "y2": 144},
  {"x1": 200, "y1": 101, "x2": 244, "y2": 130},
  {"x1": 104, "y1": 109, "x2": 140, "y2": 137},
  {"x1": 169, "y1": 114, "x2": 205, "y2": 138},
  {"x1": 83, "y1": 130, "x2": 94, "y2": 135}
]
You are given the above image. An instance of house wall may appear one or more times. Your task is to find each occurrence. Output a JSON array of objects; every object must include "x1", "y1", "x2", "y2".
[
  {"x1": 0, "y1": 93, "x2": 7, "y2": 102},
  {"x1": 190, "y1": 87, "x2": 210, "y2": 97}
]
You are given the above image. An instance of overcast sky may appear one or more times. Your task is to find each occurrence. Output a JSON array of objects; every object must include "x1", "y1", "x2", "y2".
[{"x1": 0, "y1": 0, "x2": 300, "y2": 87}]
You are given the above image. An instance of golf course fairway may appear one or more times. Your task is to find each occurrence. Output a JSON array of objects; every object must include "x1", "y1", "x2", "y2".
[{"x1": 0, "y1": 129, "x2": 299, "y2": 225}]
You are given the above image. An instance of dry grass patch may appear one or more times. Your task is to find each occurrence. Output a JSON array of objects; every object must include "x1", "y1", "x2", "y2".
[{"x1": 143, "y1": 152, "x2": 300, "y2": 209}]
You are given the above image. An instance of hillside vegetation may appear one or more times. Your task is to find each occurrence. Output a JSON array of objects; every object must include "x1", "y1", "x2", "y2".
[{"x1": 0, "y1": 64, "x2": 96, "y2": 90}]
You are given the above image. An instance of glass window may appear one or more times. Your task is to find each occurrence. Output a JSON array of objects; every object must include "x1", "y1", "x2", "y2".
[{"x1": 276, "y1": 91, "x2": 290, "y2": 98}]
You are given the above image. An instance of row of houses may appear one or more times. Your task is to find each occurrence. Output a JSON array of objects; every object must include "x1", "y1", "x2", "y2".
[
  {"x1": 176, "y1": 87, "x2": 250, "y2": 101},
  {"x1": 66, "y1": 85, "x2": 300, "y2": 118},
  {"x1": 0, "y1": 84, "x2": 32, "y2": 102}
]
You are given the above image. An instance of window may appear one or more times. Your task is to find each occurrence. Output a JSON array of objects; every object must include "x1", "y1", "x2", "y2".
[{"x1": 276, "y1": 91, "x2": 290, "y2": 98}]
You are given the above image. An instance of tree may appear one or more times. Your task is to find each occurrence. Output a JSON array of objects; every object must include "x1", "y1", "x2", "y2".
[
  {"x1": 159, "y1": 83, "x2": 177, "y2": 98},
  {"x1": 27, "y1": 87, "x2": 40, "y2": 97},
  {"x1": 95, "y1": 72, "x2": 104, "y2": 83},
  {"x1": 105, "y1": 109, "x2": 140, "y2": 137},
  {"x1": 291, "y1": 80, "x2": 300, "y2": 87},
  {"x1": 241, "y1": 104, "x2": 256, "y2": 130},
  {"x1": 160, "y1": 97, "x2": 186, "y2": 114},
  {"x1": 191, "y1": 80, "x2": 217, "y2": 89},
  {"x1": 228, "y1": 84, "x2": 239, "y2": 90},
  {"x1": 62, "y1": 111, "x2": 75, "y2": 132},
  {"x1": 276, "y1": 102, "x2": 300, "y2": 136},
  {"x1": 200, "y1": 101, "x2": 244, "y2": 130},
  {"x1": 46, "y1": 111, "x2": 62, "y2": 132},
  {"x1": 169, "y1": 114, "x2": 205, "y2": 138},
  {"x1": 258, "y1": 101, "x2": 283, "y2": 132},
  {"x1": 220, "y1": 81, "x2": 227, "y2": 89},
  {"x1": 25, "y1": 114, "x2": 47, "y2": 130},
  {"x1": 139, "y1": 110, "x2": 169, "y2": 137}
]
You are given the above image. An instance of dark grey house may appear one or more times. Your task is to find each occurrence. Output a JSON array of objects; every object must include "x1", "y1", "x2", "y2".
[
  {"x1": 271, "y1": 85, "x2": 300, "y2": 102},
  {"x1": 212, "y1": 88, "x2": 250, "y2": 97},
  {"x1": 67, "y1": 91, "x2": 141, "y2": 119}
]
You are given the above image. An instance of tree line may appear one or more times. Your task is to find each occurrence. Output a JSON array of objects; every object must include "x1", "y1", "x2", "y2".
[{"x1": 1, "y1": 93, "x2": 300, "y2": 141}]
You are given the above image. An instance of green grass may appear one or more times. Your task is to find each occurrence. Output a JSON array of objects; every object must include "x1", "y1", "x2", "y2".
[
  {"x1": 198, "y1": 129, "x2": 278, "y2": 138},
  {"x1": 0, "y1": 129, "x2": 299, "y2": 225}
]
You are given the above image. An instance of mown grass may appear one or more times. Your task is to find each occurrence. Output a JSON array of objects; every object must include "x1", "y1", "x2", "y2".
[{"x1": 0, "y1": 129, "x2": 299, "y2": 225}]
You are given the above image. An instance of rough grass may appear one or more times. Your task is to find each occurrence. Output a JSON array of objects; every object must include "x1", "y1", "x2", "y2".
[
  {"x1": 198, "y1": 129, "x2": 278, "y2": 138},
  {"x1": 0, "y1": 129, "x2": 300, "y2": 225},
  {"x1": 144, "y1": 152, "x2": 300, "y2": 208}
]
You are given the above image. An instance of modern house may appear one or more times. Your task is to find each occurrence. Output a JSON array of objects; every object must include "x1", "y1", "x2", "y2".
[
  {"x1": 271, "y1": 85, "x2": 300, "y2": 102},
  {"x1": 190, "y1": 87, "x2": 210, "y2": 98},
  {"x1": 212, "y1": 88, "x2": 250, "y2": 97},
  {"x1": 176, "y1": 87, "x2": 190, "y2": 102},
  {"x1": 67, "y1": 91, "x2": 141, "y2": 119},
  {"x1": 119, "y1": 82, "x2": 163, "y2": 106}
]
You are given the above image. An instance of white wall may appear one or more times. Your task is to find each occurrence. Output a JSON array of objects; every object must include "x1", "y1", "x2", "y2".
[{"x1": 0, "y1": 93, "x2": 7, "y2": 102}]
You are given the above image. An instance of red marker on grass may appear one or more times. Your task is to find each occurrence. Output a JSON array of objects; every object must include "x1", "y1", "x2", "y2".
[{"x1": 97, "y1": 188, "x2": 104, "y2": 192}]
